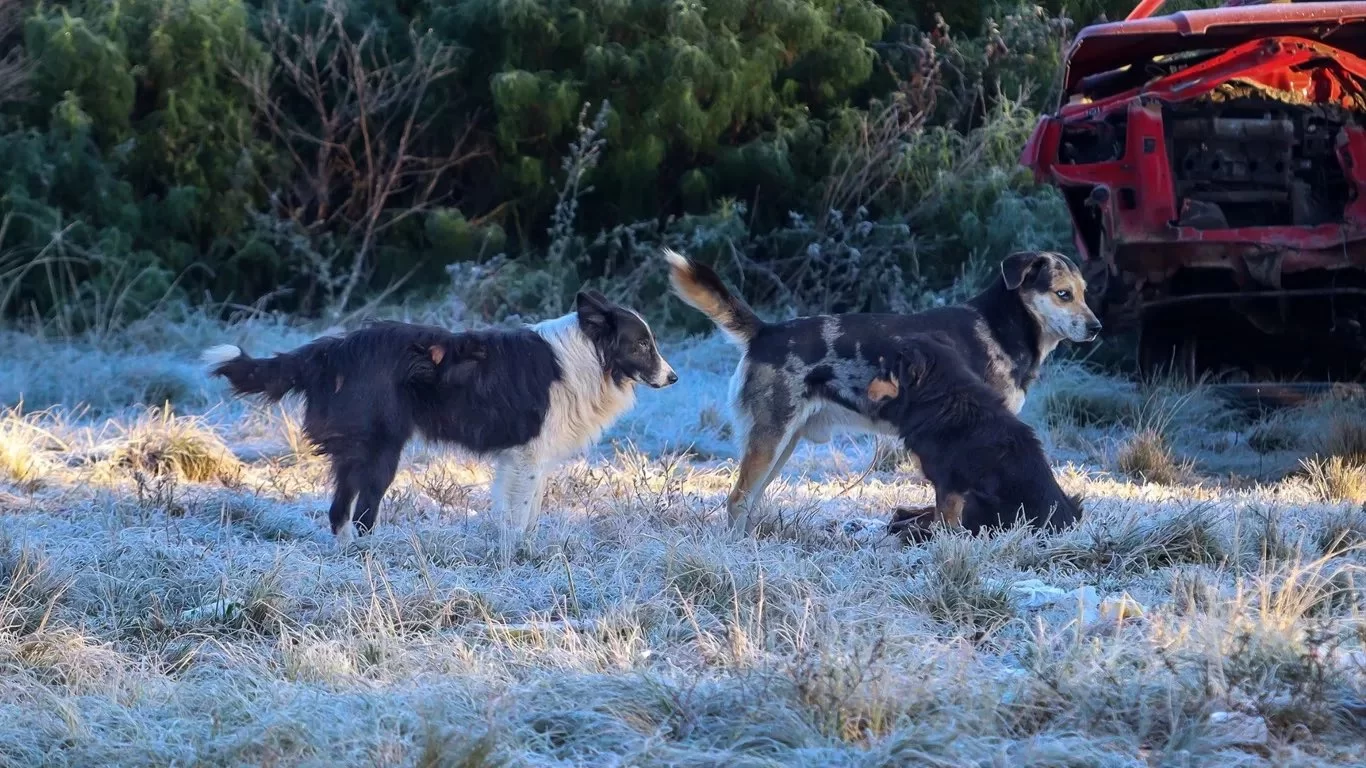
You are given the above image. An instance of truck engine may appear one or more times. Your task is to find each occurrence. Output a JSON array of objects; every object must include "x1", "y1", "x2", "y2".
[{"x1": 1022, "y1": 3, "x2": 1366, "y2": 387}]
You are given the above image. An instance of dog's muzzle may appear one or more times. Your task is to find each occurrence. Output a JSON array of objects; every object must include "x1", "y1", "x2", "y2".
[
  {"x1": 1082, "y1": 320, "x2": 1103, "y2": 342},
  {"x1": 648, "y1": 365, "x2": 679, "y2": 388}
]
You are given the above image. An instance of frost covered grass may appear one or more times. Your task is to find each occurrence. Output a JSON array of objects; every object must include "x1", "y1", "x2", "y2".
[{"x1": 0, "y1": 311, "x2": 1364, "y2": 766}]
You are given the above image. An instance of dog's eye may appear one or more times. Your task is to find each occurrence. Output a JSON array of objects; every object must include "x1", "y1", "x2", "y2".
[
  {"x1": 1055, "y1": 290, "x2": 1073, "y2": 302},
  {"x1": 636, "y1": 340, "x2": 650, "y2": 352}
]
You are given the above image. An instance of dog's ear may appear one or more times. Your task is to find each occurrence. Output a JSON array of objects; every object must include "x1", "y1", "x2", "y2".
[
  {"x1": 575, "y1": 290, "x2": 614, "y2": 338},
  {"x1": 898, "y1": 345, "x2": 932, "y2": 385},
  {"x1": 866, "y1": 357, "x2": 901, "y2": 402},
  {"x1": 1000, "y1": 251, "x2": 1048, "y2": 291}
]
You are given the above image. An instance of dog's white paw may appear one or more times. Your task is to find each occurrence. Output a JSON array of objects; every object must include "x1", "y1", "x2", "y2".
[
  {"x1": 826, "y1": 516, "x2": 893, "y2": 543},
  {"x1": 333, "y1": 524, "x2": 355, "y2": 549}
]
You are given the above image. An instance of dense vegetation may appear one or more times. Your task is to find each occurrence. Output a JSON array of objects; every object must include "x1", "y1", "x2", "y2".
[{"x1": 0, "y1": 0, "x2": 1214, "y2": 332}]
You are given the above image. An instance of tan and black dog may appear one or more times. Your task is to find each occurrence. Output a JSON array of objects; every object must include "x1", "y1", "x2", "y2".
[
  {"x1": 866, "y1": 334, "x2": 1083, "y2": 540},
  {"x1": 663, "y1": 247, "x2": 1100, "y2": 534}
]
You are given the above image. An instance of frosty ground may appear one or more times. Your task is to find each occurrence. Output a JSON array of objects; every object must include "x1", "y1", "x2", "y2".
[{"x1": 1, "y1": 311, "x2": 1365, "y2": 767}]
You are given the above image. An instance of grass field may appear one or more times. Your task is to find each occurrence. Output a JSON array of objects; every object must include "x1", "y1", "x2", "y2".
[{"x1": 1, "y1": 311, "x2": 1365, "y2": 767}]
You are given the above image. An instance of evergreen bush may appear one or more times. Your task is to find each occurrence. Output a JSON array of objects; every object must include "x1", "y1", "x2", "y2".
[{"x1": 0, "y1": 0, "x2": 1122, "y2": 329}]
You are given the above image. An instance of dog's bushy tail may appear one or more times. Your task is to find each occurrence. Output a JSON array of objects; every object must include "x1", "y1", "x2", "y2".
[
  {"x1": 662, "y1": 247, "x2": 763, "y2": 347},
  {"x1": 202, "y1": 341, "x2": 331, "y2": 403}
]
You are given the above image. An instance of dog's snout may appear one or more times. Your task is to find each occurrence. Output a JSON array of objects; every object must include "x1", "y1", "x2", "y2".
[
  {"x1": 1086, "y1": 320, "x2": 1103, "y2": 335},
  {"x1": 649, "y1": 363, "x2": 679, "y2": 388}
]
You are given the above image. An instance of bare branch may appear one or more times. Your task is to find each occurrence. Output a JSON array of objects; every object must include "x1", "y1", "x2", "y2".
[
  {"x1": 819, "y1": 56, "x2": 938, "y2": 225},
  {"x1": 228, "y1": 0, "x2": 484, "y2": 314}
]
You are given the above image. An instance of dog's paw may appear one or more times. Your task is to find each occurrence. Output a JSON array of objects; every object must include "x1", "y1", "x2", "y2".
[
  {"x1": 887, "y1": 505, "x2": 936, "y2": 544},
  {"x1": 824, "y1": 517, "x2": 894, "y2": 544},
  {"x1": 332, "y1": 523, "x2": 355, "y2": 550}
]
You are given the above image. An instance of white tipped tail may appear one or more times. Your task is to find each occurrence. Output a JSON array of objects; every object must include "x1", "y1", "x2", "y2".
[
  {"x1": 661, "y1": 247, "x2": 763, "y2": 347},
  {"x1": 661, "y1": 247, "x2": 689, "y2": 270},
  {"x1": 201, "y1": 344, "x2": 244, "y2": 367}
]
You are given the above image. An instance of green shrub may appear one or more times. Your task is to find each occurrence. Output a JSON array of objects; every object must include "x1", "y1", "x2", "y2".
[{"x1": 0, "y1": 0, "x2": 1082, "y2": 330}]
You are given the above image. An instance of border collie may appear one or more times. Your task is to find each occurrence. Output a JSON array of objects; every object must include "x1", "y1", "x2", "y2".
[
  {"x1": 663, "y1": 247, "x2": 1100, "y2": 534},
  {"x1": 203, "y1": 290, "x2": 676, "y2": 556},
  {"x1": 865, "y1": 333, "x2": 1083, "y2": 541}
]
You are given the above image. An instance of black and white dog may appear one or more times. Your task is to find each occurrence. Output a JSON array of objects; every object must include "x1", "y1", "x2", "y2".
[
  {"x1": 203, "y1": 290, "x2": 676, "y2": 555},
  {"x1": 664, "y1": 247, "x2": 1101, "y2": 534}
]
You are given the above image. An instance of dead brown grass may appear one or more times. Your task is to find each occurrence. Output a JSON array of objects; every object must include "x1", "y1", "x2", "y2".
[
  {"x1": 108, "y1": 408, "x2": 243, "y2": 485},
  {"x1": 1319, "y1": 408, "x2": 1366, "y2": 466},
  {"x1": 1302, "y1": 456, "x2": 1366, "y2": 505},
  {"x1": 5, "y1": 322, "x2": 1366, "y2": 765},
  {"x1": 0, "y1": 405, "x2": 66, "y2": 492},
  {"x1": 1116, "y1": 428, "x2": 1192, "y2": 486}
]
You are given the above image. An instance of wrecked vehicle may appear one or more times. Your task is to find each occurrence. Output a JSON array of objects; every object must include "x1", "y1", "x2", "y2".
[{"x1": 1021, "y1": 0, "x2": 1366, "y2": 387}]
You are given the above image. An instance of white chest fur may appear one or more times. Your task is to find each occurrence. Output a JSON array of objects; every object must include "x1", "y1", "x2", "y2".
[{"x1": 527, "y1": 313, "x2": 638, "y2": 465}]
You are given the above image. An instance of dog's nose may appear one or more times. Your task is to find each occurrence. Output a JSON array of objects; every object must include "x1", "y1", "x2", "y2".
[
  {"x1": 666, "y1": 371, "x2": 678, "y2": 385},
  {"x1": 1086, "y1": 320, "x2": 1103, "y2": 337}
]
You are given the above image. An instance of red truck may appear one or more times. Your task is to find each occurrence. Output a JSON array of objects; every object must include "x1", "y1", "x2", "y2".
[{"x1": 1021, "y1": 0, "x2": 1366, "y2": 389}]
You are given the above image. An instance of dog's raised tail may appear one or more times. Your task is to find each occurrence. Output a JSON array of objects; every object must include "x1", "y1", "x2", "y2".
[
  {"x1": 662, "y1": 247, "x2": 763, "y2": 347},
  {"x1": 202, "y1": 343, "x2": 307, "y2": 403}
]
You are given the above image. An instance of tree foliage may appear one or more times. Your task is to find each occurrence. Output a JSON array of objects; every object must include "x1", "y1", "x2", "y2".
[{"x1": 0, "y1": 0, "x2": 1104, "y2": 329}]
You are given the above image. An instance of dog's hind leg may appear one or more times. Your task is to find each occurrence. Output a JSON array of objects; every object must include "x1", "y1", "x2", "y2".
[
  {"x1": 726, "y1": 426, "x2": 800, "y2": 535},
  {"x1": 326, "y1": 467, "x2": 361, "y2": 545},
  {"x1": 352, "y1": 441, "x2": 403, "y2": 535}
]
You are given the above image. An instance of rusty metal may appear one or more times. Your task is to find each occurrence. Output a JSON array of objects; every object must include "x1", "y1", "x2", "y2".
[
  {"x1": 1062, "y1": 3, "x2": 1366, "y2": 93},
  {"x1": 1210, "y1": 382, "x2": 1366, "y2": 412},
  {"x1": 1024, "y1": 2, "x2": 1366, "y2": 383},
  {"x1": 1138, "y1": 287, "x2": 1366, "y2": 312},
  {"x1": 1127, "y1": 0, "x2": 1168, "y2": 21}
]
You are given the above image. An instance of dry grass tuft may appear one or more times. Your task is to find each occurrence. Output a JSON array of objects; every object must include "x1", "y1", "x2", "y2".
[
  {"x1": 412, "y1": 458, "x2": 476, "y2": 518},
  {"x1": 1142, "y1": 505, "x2": 1229, "y2": 568},
  {"x1": 1116, "y1": 428, "x2": 1192, "y2": 485},
  {"x1": 786, "y1": 631, "x2": 894, "y2": 744},
  {"x1": 899, "y1": 537, "x2": 1014, "y2": 637},
  {"x1": 108, "y1": 407, "x2": 242, "y2": 484},
  {"x1": 1047, "y1": 504, "x2": 1227, "y2": 573},
  {"x1": 1301, "y1": 456, "x2": 1366, "y2": 505},
  {"x1": 1108, "y1": 382, "x2": 1213, "y2": 486},
  {"x1": 6, "y1": 312, "x2": 1366, "y2": 764},
  {"x1": 1317, "y1": 505, "x2": 1366, "y2": 558},
  {"x1": 415, "y1": 723, "x2": 502, "y2": 768},
  {"x1": 1041, "y1": 382, "x2": 1139, "y2": 429},
  {"x1": 0, "y1": 405, "x2": 65, "y2": 491},
  {"x1": 1240, "y1": 505, "x2": 1306, "y2": 566},
  {"x1": 1318, "y1": 408, "x2": 1366, "y2": 466},
  {"x1": 1168, "y1": 567, "x2": 1221, "y2": 615},
  {"x1": 0, "y1": 539, "x2": 69, "y2": 636},
  {"x1": 1247, "y1": 413, "x2": 1301, "y2": 455}
]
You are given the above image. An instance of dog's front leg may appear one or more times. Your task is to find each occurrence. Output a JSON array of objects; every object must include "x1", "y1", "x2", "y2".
[
  {"x1": 935, "y1": 491, "x2": 966, "y2": 529},
  {"x1": 492, "y1": 452, "x2": 546, "y2": 564},
  {"x1": 890, "y1": 483, "x2": 965, "y2": 543},
  {"x1": 522, "y1": 468, "x2": 549, "y2": 529}
]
